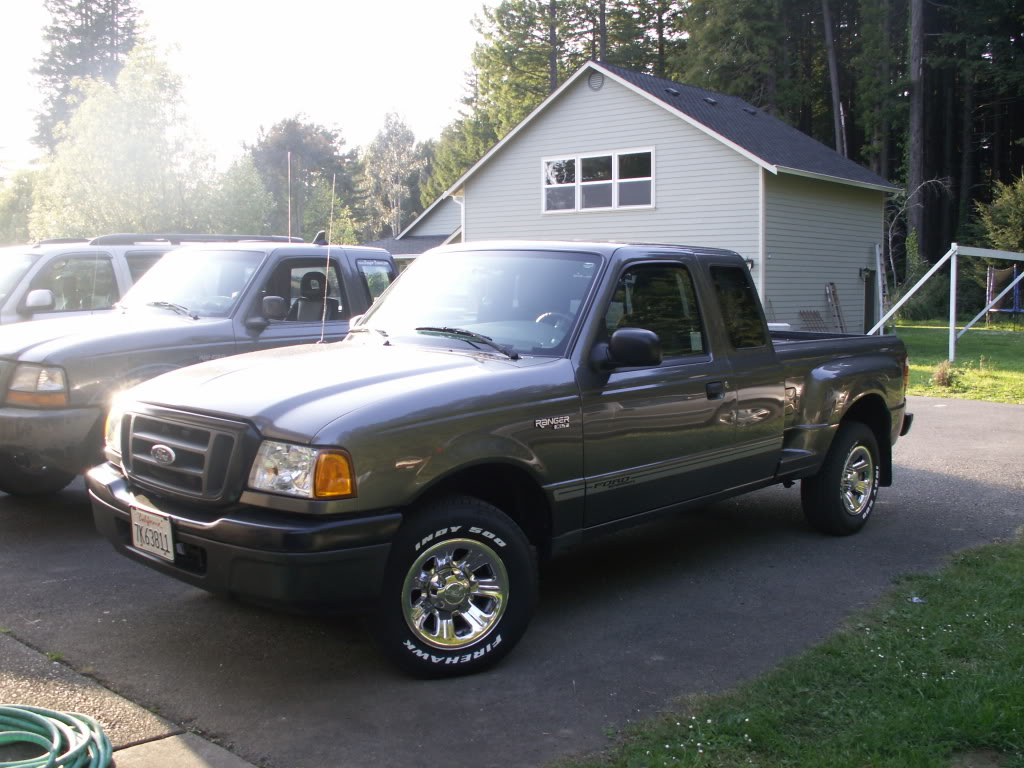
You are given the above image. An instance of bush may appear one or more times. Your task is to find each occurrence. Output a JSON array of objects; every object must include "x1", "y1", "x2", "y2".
[{"x1": 931, "y1": 359, "x2": 962, "y2": 389}]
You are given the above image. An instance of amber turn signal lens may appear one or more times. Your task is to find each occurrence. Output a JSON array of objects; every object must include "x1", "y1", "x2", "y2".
[
  {"x1": 6, "y1": 390, "x2": 69, "y2": 408},
  {"x1": 314, "y1": 451, "x2": 355, "y2": 498}
]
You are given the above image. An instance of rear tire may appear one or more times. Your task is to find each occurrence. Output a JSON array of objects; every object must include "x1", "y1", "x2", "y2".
[
  {"x1": 801, "y1": 421, "x2": 880, "y2": 536},
  {"x1": 0, "y1": 452, "x2": 76, "y2": 496},
  {"x1": 373, "y1": 495, "x2": 537, "y2": 678}
]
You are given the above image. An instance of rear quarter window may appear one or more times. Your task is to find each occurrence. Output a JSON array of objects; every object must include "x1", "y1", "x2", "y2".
[
  {"x1": 710, "y1": 266, "x2": 768, "y2": 348},
  {"x1": 357, "y1": 259, "x2": 395, "y2": 303}
]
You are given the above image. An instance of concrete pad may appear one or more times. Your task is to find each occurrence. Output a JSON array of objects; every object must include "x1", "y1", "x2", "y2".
[
  {"x1": 113, "y1": 733, "x2": 257, "y2": 768},
  {"x1": 0, "y1": 632, "x2": 176, "y2": 749}
]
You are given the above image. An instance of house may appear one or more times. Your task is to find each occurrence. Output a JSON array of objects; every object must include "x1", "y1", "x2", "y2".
[{"x1": 398, "y1": 61, "x2": 899, "y2": 333}]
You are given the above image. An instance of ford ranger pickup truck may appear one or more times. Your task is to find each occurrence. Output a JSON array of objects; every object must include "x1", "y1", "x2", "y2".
[
  {"x1": 0, "y1": 240, "x2": 394, "y2": 495},
  {"x1": 88, "y1": 241, "x2": 912, "y2": 677}
]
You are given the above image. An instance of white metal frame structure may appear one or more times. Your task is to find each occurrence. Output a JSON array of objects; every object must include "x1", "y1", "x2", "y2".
[{"x1": 868, "y1": 243, "x2": 1024, "y2": 361}]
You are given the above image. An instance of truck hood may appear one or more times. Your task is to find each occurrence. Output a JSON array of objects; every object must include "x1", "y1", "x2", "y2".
[
  {"x1": 0, "y1": 311, "x2": 209, "y2": 364},
  {"x1": 126, "y1": 341, "x2": 542, "y2": 443}
]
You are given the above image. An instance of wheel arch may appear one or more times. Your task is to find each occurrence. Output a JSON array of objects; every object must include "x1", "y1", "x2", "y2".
[
  {"x1": 410, "y1": 461, "x2": 553, "y2": 557},
  {"x1": 840, "y1": 392, "x2": 892, "y2": 486}
]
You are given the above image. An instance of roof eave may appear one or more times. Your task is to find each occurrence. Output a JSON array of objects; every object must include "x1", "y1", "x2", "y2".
[{"x1": 775, "y1": 165, "x2": 901, "y2": 193}]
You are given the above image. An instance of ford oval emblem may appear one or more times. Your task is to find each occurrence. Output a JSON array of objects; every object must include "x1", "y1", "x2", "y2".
[{"x1": 151, "y1": 444, "x2": 176, "y2": 466}]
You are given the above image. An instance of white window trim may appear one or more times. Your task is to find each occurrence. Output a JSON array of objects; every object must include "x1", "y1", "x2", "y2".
[{"x1": 541, "y1": 147, "x2": 655, "y2": 214}]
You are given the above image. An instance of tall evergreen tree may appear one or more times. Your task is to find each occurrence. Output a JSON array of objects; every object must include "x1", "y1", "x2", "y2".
[{"x1": 34, "y1": 0, "x2": 142, "y2": 152}]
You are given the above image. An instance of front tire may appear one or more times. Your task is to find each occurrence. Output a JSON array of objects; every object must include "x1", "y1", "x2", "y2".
[
  {"x1": 0, "y1": 453, "x2": 76, "y2": 496},
  {"x1": 801, "y1": 421, "x2": 880, "y2": 536},
  {"x1": 373, "y1": 495, "x2": 537, "y2": 678}
]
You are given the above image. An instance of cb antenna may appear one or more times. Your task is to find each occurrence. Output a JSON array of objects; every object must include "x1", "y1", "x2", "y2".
[
  {"x1": 318, "y1": 173, "x2": 337, "y2": 344},
  {"x1": 286, "y1": 151, "x2": 292, "y2": 241}
]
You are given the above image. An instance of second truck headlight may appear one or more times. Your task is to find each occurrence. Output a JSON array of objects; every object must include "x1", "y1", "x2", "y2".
[
  {"x1": 248, "y1": 441, "x2": 355, "y2": 499},
  {"x1": 6, "y1": 364, "x2": 69, "y2": 408}
]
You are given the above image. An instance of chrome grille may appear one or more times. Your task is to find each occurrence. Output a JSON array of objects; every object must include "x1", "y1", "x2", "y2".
[{"x1": 124, "y1": 410, "x2": 242, "y2": 501}]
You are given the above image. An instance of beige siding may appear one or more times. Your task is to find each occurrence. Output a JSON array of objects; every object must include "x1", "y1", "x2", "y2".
[
  {"x1": 403, "y1": 196, "x2": 461, "y2": 237},
  {"x1": 463, "y1": 75, "x2": 761, "y2": 276},
  {"x1": 764, "y1": 172, "x2": 884, "y2": 332}
]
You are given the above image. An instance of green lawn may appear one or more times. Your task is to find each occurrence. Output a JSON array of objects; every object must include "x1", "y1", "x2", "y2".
[
  {"x1": 560, "y1": 535, "x2": 1024, "y2": 768},
  {"x1": 896, "y1": 324, "x2": 1024, "y2": 404}
]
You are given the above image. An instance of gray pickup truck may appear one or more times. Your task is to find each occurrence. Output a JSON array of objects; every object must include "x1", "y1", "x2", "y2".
[
  {"x1": 0, "y1": 240, "x2": 395, "y2": 495},
  {"x1": 88, "y1": 241, "x2": 912, "y2": 677}
]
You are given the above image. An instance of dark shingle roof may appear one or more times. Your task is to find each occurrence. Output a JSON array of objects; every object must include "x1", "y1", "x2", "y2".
[
  {"x1": 597, "y1": 63, "x2": 899, "y2": 191},
  {"x1": 360, "y1": 235, "x2": 448, "y2": 255}
]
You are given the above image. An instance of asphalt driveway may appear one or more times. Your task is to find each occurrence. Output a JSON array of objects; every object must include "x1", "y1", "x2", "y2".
[{"x1": 1, "y1": 395, "x2": 1021, "y2": 768}]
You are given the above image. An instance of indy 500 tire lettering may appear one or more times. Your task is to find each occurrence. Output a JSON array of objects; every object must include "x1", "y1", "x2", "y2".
[{"x1": 374, "y1": 495, "x2": 537, "y2": 678}]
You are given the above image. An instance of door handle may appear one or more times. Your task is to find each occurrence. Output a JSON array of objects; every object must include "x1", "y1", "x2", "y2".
[{"x1": 706, "y1": 381, "x2": 726, "y2": 400}]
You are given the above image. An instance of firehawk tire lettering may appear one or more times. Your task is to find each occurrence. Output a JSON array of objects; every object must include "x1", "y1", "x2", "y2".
[{"x1": 377, "y1": 497, "x2": 536, "y2": 678}]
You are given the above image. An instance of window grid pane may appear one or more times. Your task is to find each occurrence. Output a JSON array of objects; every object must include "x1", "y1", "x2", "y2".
[
  {"x1": 543, "y1": 150, "x2": 652, "y2": 212},
  {"x1": 581, "y1": 183, "x2": 613, "y2": 209}
]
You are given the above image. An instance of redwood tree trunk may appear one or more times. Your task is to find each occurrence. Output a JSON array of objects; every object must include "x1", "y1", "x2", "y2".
[
  {"x1": 548, "y1": 0, "x2": 558, "y2": 93},
  {"x1": 908, "y1": 0, "x2": 925, "y2": 251},
  {"x1": 822, "y1": 0, "x2": 847, "y2": 156}
]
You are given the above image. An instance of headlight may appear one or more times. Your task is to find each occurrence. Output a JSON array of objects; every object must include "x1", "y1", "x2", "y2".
[
  {"x1": 248, "y1": 441, "x2": 355, "y2": 499},
  {"x1": 104, "y1": 402, "x2": 126, "y2": 455},
  {"x1": 6, "y1": 364, "x2": 69, "y2": 408}
]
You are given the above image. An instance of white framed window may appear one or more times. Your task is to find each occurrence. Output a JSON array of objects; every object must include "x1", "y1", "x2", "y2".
[{"x1": 542, "y1": 148, "x2": 654, "y2": 213}]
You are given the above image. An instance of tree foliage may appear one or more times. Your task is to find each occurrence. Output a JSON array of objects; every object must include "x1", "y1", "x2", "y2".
[
  {"x1": 978, "y1": 175, "x2": 1024, "y2": 253},
  {"x1": 359, "y1": 113, "x2": 425, "y2": 239},
  {"x1": 0, "y1": 173, "x2": 37, "y2": 245},
  {"x1": 245, "y1": 117, "x2": 359, "y2": 241},
  {"x1": 29, "y1": 46, "x2": 215, "y2": 239},
  {"x1": 34, "y1": 0, "x2": 142, "y2": 152},
  {"x1": 208, "y1": 156, "x2": 274, "y2": 235}
]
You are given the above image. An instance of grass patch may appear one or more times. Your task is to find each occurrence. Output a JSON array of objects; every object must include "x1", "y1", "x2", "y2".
[
  {"x1": 895, "y1": 325, "x2": 1024, "y2": 404},
  {"x1": 562, "y1": 535, "x2": 1024, "y2": 768}
]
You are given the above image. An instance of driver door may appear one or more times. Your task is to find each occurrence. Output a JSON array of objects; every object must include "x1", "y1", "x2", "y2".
[
  {"x1": 579, "y1": 259, "x2": 741, "y2": 527},
  {"x1": 241, "y1": 258, "x2": 351, "y2": 351}
]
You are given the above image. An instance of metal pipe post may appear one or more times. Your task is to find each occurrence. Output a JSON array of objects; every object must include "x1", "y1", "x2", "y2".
[{"x1": 948, "y1": 245, "x2": 958, "y2": 361}]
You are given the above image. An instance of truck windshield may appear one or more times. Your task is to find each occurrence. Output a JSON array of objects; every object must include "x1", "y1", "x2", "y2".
[
  {"x1": 359, "y1": 249, "x2": 601, "y2": 357},
  {"x1": 118, "y1": 249, "x2": 264, "y2": 318},
  {"x1": 0, "y1": 251, "x2": 35, "y2": 305}
]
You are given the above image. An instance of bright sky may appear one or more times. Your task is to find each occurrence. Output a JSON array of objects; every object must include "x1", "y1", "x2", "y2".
[{"x1": 1, "y1": 0, "x2": 491, "y2": 175}]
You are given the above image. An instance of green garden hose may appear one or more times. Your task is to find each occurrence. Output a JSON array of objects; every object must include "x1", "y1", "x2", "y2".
[{"x1": 0, "y1": 705, "x2": 111, "y2": 768}]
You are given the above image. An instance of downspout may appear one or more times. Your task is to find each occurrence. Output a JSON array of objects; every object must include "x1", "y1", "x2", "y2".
[
  {"x1": 758, "y1": 167, "x2": 767, "y2": 299},
  {"x1": 451, "y1": 193, "x2": 466, "y2": 241}
]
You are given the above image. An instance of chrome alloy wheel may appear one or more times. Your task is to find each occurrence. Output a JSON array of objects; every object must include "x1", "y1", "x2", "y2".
[
  {"x1": 402, "y1": 538, "x2": 509, "y2": 650},
  {"x1": 840, "y1": 445, "x2": 875, "y2": 516}
]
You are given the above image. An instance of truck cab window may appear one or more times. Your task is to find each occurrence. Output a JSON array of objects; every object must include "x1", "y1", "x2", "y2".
[
  {"x1": 710, "y1": 266, "x2": 767, "y2": 348},
  {"x1": 605, "y1": 264, "x2": 706, "y2": 357},
  {"x1": 263, "y1": 261, "x2": 344, "y2": 322},
  {"x1": 125, "y1": 251, "x2": 166, "y2": 283},
  {"x1": 30, "y1": 254, "x2": 118, "y2": 312},
  {"x1": 357, "y1": 259, "x2": 394, "y2": 303}
]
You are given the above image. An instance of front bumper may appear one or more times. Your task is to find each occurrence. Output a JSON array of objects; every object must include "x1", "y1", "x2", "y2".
[
  {"x1": 0, "y1": 404, "x2": 102, "y2": 472},
  {"x1": 88, "y1": 462, "x2": 400, "y2": 610}
]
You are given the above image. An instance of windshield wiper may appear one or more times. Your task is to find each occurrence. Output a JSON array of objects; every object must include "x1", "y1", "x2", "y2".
[
  {"x1": 147, "y1": 301, "x2": 198, "y2": 320},
  {"x1": 415, "y1": 326, "x2": 520, "y2": 360},
  {"x1": 348, "y1": 326, "x2": 389, "y2": 338}
]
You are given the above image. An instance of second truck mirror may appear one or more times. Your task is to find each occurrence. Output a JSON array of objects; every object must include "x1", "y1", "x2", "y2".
[{"x1": 262, "y1": 296, "x2": 289, "y2": 321}]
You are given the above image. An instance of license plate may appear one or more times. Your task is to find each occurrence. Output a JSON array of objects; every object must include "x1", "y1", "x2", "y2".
[{"x1": 130, "y1": 506, "x2": 175, "y2": 562}]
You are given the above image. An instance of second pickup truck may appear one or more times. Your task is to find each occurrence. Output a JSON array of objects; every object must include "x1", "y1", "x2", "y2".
[
  {"x1": 89, "y1": 241, "x2": 912, "y2": 677},
  {"x1": 0, "y1": 240, "x2": 395, "y2": 495}
]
